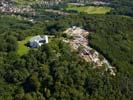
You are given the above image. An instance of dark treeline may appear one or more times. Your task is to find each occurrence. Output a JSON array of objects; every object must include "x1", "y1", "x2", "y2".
[{"x1": 108, "y1": 0, "x2": 133, "y2": 16}]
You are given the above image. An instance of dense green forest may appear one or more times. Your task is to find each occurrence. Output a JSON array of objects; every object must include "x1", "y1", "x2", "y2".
[
  {"x1": 0, "y1": 13, "x2": 133, "y2": 99},
  {"x1": 108, "y1": 0, "x2": 133, "y2": 16},
  {"x1": 0, "y1": 0, "x2": 133, "y2": 100},
  {"x1": 86, "y1": 15, "x2": 133, "y2": 75}
]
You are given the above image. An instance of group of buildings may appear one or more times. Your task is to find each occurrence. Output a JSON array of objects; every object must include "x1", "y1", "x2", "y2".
[
  {"x1": 45, "y1": 9, "x2": 69, "y2": 16},
  {"x1": 32, "y1": 0, "x2": 64, "y2": 8},
  {"x1": 68, "y1": 0, "x2": 110, "y2": 5},
  {"x1": 0, "y1": 1, "x2": 35, "y2": 15}
]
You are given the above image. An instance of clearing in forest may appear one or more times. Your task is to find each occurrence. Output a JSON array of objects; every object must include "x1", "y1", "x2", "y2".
[
  {"x1": 17, "y1": 36, "x2": 33, "y2": 56},
  {"x1": 66, "y1": 5, "x2": 111, "y2": 14}
]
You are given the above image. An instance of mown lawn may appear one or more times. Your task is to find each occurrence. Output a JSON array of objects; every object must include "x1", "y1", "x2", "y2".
[
  {"x1": 66, "y1": 5, "x2": 111, "y2": 14},
  {"x1": 17, "y1": 36, "x2": 33, "y2": 56}
]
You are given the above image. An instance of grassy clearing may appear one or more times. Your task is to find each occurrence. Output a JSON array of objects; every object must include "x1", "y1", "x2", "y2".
[
  {"x1": 66, "y1": 5, "x2": 111, "y2": 14},
  {"x1": 12, "y1": 0, "x2": 39, "y2": 6},
  {"x1": 17, "y1": 35, "x2": 54, "y2": 56},
  {"x1": 17, "y1": 36, "x2": 33, "y2": 56}
]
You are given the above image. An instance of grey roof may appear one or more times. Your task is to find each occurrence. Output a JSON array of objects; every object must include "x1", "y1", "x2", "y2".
[{"x1": 29, "y1": 35, "x2": 44, "y2": 42}]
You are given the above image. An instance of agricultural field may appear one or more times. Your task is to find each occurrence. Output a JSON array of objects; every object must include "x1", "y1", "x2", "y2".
[
  {"x1": 66, "y1": 5, "x2": 111, "y2": 14},
  {"x1": 12, "y1": 0, "x2": 39, "y2": 5},
  {"x1": 17, "y1": 36, "x2": 32, "y2": 56}
]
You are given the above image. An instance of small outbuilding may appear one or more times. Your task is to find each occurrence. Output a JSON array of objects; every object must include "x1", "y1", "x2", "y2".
[{"x1": 29, "y1": 35, "x2": 48, "y2": 48}]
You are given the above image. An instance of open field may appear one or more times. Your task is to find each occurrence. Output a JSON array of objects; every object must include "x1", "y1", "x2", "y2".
[
  {"x1": 12, "y1": 0, "x2": 39, "y2": 5},
  {"x1": 17, "y1": 36, "x2": 32, "y2": 56},
  {"x1": 66, "y1": 5, "x2": 111, "y2": 14}
]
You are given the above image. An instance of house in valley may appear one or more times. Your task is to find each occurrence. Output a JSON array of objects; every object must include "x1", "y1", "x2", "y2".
[{"x1": 29, "y1": 35, "x2": 48, "y2": 48}]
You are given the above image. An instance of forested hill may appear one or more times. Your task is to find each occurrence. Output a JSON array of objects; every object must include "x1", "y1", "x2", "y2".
[
  {"x1": 0, "y1": 13, "x2": 133, "y2": 99},
  {"x1": 0, "y1": 0, "x2": 133, "y2": 100}
]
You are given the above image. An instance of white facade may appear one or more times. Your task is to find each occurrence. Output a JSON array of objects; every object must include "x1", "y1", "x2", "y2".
[
  {"x1": 44, "y1": 35, "x2": 48, "y2": 43},
  {"x1": 29, "y1": 35, "x2": 48, "y2": 48}
]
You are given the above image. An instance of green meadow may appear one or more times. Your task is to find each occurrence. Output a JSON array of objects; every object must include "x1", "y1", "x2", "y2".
[
  {"x1": 17, "y1": 36, "x2": 32, "y2": 56},
  {"x1": 66, "y1": 5, "x2": 111, "y2": 14}
]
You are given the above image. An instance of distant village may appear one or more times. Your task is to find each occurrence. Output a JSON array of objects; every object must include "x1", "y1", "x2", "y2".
[
  {"x1": 0, "y1": 0, "x2": 66, "y2": 16},
  {"x1": 0, "y1": 1, "x2": 35, "y2": 15},
  {"x1": 33, "y1": 0, "x2": 63, "y2": 7},
  {"x1": 0, "y1": 0, "x2": 110, "y2": 16}
]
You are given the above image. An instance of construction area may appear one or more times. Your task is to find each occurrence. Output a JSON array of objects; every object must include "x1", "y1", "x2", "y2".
[{"x1": 64, "y1": 26, "x2": 116, "y2": 76}]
